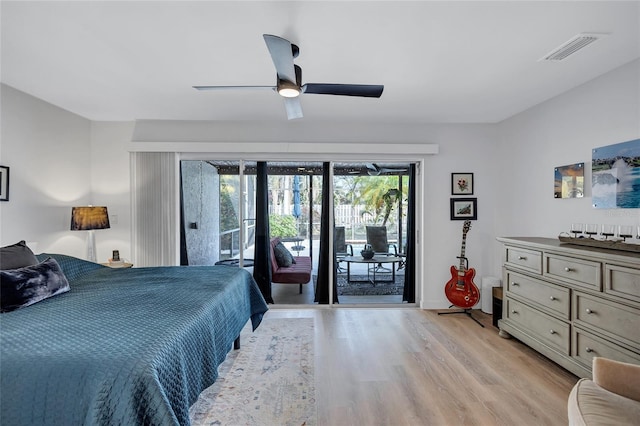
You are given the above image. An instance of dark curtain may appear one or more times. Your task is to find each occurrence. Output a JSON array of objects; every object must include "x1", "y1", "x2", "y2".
[
  {"x1": 253, "y1": 161, "x2": 274, "y2": 304},
  {"x1": 403, "y1": 164, "x2": 416, "y2": 303},
  {"x1": 314, "y1": 162, "x2": 339, "y2": 304},
  {"x1": 178, "y1": 162, "x2": 189, "y2": 266}
]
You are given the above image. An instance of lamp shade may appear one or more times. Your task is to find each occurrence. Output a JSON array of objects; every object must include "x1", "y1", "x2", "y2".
[{"x1": 70, "y1": 206, "x2": 110, "y2": 231}]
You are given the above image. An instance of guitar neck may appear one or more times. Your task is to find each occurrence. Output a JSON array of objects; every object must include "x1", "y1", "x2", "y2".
[{"x1": 458, "y1": 234, "x2": 468, "y2": 274}]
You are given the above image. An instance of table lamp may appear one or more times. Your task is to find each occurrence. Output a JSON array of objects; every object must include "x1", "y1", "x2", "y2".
[{"x1": 70, "y1": 206, "x2": 110, "y2": 262}]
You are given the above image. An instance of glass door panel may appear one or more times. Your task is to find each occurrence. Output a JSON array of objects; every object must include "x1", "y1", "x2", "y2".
[{"x1": 333, "y1": 162, "x2": 412, "y2": 304}]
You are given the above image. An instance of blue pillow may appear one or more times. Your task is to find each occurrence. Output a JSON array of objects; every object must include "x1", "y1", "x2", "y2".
[
  {"x1": 0, "y1": 257, "x2": 70, "y2": 313},
  {"x1": 273, "y1": 242, "x2": 295, "y2": 267},
  {"x1": 36, "y1": 253, "x2": 105, "y2": 282}
]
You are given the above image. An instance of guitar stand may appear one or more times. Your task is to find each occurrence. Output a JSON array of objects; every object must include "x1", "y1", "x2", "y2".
[{"x1": 438, "y1": 306, "x2": 485, "y2": 328}]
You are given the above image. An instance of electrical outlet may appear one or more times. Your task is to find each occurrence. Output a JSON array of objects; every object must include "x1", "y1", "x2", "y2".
[{"x1": 110, "y1": 214, "x2": 118, "y2": 225}]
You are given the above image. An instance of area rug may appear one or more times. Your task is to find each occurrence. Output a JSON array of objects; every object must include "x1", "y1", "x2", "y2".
[
  {"x1": 189, "y1": 317, "x2": 316, "y2": 426},
  {"x1": 313, "y1": 274, "x2": 405, "y2": 296}
]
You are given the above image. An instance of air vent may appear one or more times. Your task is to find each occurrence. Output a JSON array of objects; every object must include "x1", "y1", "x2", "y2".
[{"x1": 539, "y1": 33, "x2": 607, "y2": 61}]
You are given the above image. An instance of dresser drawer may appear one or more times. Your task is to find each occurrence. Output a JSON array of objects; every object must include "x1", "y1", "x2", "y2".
[
  {"x1": 505, "y1": 298, "x2": 569, "y2": 354},
  {"x1": 506, "y1": 271, "x2": 569, "y2": 319},
  {"x1": 573, "y1": 292, "x2": 640, "y2": 348},
  {"x1": 605, "y1": 263, "x2": 640, "y2": 304},
  {"x1": 572, "y1": 327, "x2": 640, "y2": 369},
  {"x1": 505, "y1": 246, "x2": 542, "y2": 275},
  {"x1": 544, "y1": 254, "x2": 601, "y2": 291}
]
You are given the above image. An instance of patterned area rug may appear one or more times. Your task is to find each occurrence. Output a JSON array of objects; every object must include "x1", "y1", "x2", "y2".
[
  {"x1": 190, "y1": 317, "x2": 316, "y2": 426},
  {"x1": 313, "y1": 274, "x2": 405, "y2": 296}
]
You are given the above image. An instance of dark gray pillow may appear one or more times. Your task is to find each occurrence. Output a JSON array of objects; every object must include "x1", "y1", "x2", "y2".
[
  {"x1": 0, "y1": 257, "x2": 70, "y2": 313},
  {"x1": 273, "y1": 242, "x2": 295, "y2": 267},
  {"x1": 0, "y1": 240, "x2": 38, "y2": 270}
]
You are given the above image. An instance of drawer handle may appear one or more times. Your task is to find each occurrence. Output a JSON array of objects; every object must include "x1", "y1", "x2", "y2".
[
  {"x1": 585, "y1": 347, "x2": 594, "y2": 353},
  {"x1": 549, "y1": 329, "x2": 556, "y2": 335},
  {"x1": 511, "y1": 282, "x2": 519, "y2": 286},
  {"x1": 518, "y1": 256, "x2": 526, "y2": 260},
  {"x1": 564, "y1": 267, "x2": 573, "y2": 272},
  {"x1": 511, "y1": 310, "x2": 518, "y2": 314},
  {"x1": 549, "y1": 296, "x2": 556, "y2": 301},
  {"x1": 585, "y1": 308, "x2": 594, "y2": 314}
]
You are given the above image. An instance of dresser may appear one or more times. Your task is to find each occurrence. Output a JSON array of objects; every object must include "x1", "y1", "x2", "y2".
[{"x1": 497, "y1": 237, "x2": 640, "y2": 378}]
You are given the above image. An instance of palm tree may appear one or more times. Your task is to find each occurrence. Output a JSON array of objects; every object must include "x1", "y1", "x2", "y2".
[
  {"x1": 354, "y1": 176, "x2": 403, "y2": 225},
  {"x1": 381, "y1": 188, "x2": 401, "y2": 225}
]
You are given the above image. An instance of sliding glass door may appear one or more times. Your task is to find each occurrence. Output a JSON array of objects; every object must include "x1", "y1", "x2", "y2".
[
  {"x1": 180, "y1": 160, "x2": 255, "y2": 268},
  {"x1": 333, "y1": 163, "x2": 412, "y2": 304},
  {"x1": 179, "y1": 159, "x2": 417, "y2": 306}
]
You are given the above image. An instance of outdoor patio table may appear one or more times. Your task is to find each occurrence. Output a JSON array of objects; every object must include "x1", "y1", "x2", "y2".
[{"x1": 341, "y1": 255, "x2": 403, "y2": 286}]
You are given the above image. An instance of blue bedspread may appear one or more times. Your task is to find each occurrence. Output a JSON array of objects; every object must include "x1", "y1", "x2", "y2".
[{"x1": 0, "y1": 256, "x2": 268, "y2": 426}]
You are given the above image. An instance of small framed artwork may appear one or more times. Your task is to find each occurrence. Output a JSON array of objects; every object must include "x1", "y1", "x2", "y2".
[
  {"x1": 450, "y1": 198, "x2": 477, "y2": 221},
  {"x1": 451, "y1": 172, "x2": 474, "y2": 195},
  {"x1": 554, "y1": 163, "x2": 584, "y2": 199},
  {"x1": 0, "y1": 166, "x2": 9, "y2": 201}
]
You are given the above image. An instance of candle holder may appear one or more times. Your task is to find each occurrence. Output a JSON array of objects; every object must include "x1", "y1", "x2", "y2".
[
  {"x1": 570, "y1": 223, "x2": 584, "y2": 238},
  {"x1": 601, "y1": 224, "x2": 616, "y2": 240},
  {"x1": 618, "y1": 225, "x2": 634, "y2": 242},
  {"x1": 584, "y1": 223, "x2": 599, "y2": 238}
]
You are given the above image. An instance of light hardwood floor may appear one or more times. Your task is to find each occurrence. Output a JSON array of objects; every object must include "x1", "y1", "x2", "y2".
[{"x1": 265, "y1": 308, "x2": 579, "y2": 426}]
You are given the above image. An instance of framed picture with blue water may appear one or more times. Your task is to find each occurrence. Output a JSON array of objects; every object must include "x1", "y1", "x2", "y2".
[{"x1": 592, "y1": 138, "x2": 640, "y2": 208}]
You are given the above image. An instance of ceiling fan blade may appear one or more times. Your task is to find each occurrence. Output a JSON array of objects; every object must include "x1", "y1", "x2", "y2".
[
  {"x1": 366, "y1": 163, "x2": 381, "y2": 176},
  {"x1": 284, "y1": 97, "x2": 303, "y2": 120},
  {"x1": 303, "y1": 83, "x2": 384, "y2": 98},
  {"x1": 193, "y1": 85, "x2": 275, "y2": 91},
  {"x1": 263, "y1": 34, "x2": 297, "y2": 83},
  {"x1": 379, "y1": 168, "x2": 407, "y2": 174}
]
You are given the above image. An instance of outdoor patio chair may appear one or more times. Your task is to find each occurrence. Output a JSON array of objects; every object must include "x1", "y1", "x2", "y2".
[
  {"x1": 335, "y1": 226, "x2": 353, "y2": 273},
  {"x1": 365, "y1": 225, "x2": 398, "y2": 272}
]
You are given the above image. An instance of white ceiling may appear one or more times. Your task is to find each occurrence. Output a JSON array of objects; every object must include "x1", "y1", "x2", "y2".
[{"x1": 1, "y1": 1, "x2": 639, "y2": 124}]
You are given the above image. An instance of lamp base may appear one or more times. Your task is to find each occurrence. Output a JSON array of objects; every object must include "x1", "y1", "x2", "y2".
[{"x1": 86, "y1": 230, "x2": 97, "y2": 263}]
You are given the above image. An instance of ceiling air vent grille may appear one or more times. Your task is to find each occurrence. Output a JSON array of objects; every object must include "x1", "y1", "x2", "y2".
[{"x1": 540, "y1": 33, "x2": 606, "y2": 61}]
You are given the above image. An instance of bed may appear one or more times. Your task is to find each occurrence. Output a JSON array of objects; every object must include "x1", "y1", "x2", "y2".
[{"x1": 0, "y1": 252, "x2": 269, "y2": 426}]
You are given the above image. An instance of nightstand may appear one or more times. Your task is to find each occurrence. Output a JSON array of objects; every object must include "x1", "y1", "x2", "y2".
[
  {"x1": 100, "y1": 262, "x2": 133, "y2": 268},
  {"x1": 492, "y1": 286, "x2": 503, "y2": 328}
]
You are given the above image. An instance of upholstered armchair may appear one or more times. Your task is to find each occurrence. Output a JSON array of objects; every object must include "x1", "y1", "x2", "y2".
[{"x1": 568, "y1": 357, "x2": 640, "y2": 425}]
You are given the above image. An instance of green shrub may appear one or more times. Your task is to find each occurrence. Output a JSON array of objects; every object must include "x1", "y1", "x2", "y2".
[{"x1": 269, "y1": 215, "x2": 298, "y2": 238}]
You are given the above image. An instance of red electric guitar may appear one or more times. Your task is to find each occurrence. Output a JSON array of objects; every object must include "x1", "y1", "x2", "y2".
[{"x1": 444, "y1": 220, "x2": 480, "y2": 309}]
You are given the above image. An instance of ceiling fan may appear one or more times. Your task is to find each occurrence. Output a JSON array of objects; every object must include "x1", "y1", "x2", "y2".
[
  {"x1": 365, "y1": 163, "x2": 408, "y2": 176},
  {"x1": 193, "y1": 34, "x2": 384, "y2": 120}
]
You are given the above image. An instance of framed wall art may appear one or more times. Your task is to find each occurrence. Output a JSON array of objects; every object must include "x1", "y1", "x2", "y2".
[
  {"x1": 0, "y1": 165, "x2": 9, "y2": 201},
  {"x1": 592, "y1": 138, "x2": 640, "y2": 208},
  {"x1": 554, "y1": 163, "x2": 584, "y2": 199},
  {"x1": 451, "y1": 172, "x2": 474, "y2": 195},
  {"x1": 450, "y1": 198, "x2": 477, "y2": 221}
]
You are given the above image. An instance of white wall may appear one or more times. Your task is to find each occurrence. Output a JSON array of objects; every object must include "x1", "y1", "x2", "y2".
[
  {"x1": 497, "y1": 59, "x2": 640, "y2": 238},
  {"x1": 0, "y1": 85, "x2": 133, "y2": 262},
  {"x1": 0, "y1": 84, "x2": 92, "y2": 257},
  {"x1": 90, "y1": 121, "x2": 134, "y2": 262},
  {"x1": 421, "y1": 125, "x2": 500, "y2": 308}
]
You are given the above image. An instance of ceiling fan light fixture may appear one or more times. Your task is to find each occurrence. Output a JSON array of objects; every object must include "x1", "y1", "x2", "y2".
[
  {"x1": 277, "y1": 80, "x2": 300, "y2": 98},
  {"x1": 279, "y1": 87, "x2": 300, "y2": 98}
]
